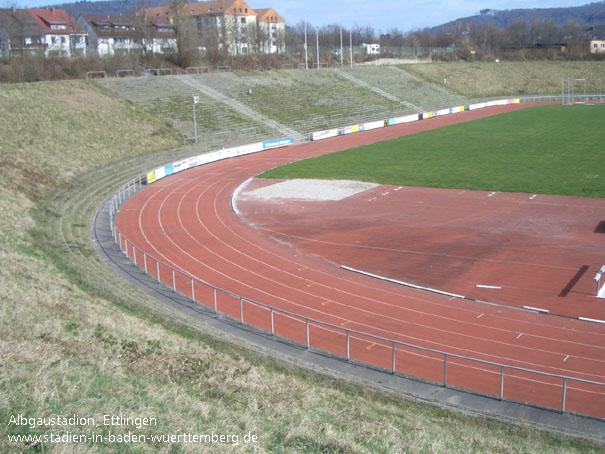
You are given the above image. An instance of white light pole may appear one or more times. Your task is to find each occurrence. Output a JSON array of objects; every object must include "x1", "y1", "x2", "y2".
[
  {"x1": 349, "y1": 30, "x2": 353, "y2": 68},
  {"x1": 316, "y1": 26, "x2": 320, "y2": 69},
  {"x1": 192, "y1": 95, "x2": 200, "y2": 144},
  {"x1": 304, "y1": 22, "x2": 308, "y2": 71},
  {"x1": 340, "y1": 26, "x2": 343, "y2": 67}
]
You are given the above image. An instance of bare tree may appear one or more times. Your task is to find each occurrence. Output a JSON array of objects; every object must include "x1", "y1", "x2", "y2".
[{"x1": 168, "y1": 0, "x2": 199, "y2": 66}]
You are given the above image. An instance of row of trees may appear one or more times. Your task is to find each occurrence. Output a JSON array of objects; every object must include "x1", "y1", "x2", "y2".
[
  {"x1": 280, "y1": 18, "x2": 604, "y2": 61},
  {"x1": 383, "y1": 18, "x2": 603, "y2": 59}
]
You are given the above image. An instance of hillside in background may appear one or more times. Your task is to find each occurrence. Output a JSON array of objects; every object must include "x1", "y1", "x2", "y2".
[
  {"x1": 432, "y1": 1, "x2": 605, "y2": 31},
  {"x1": 43, "y1": 0, "x2": 605, "y2": 33},
  {"x1": 46, "y1": 0, "x2": 164, "y2": 17}
]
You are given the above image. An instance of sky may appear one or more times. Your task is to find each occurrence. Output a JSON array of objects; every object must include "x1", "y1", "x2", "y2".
[
  {"x1": 266, "y1": 0, "x2": 593, "y2": 32},
  {"x1": 6, "y1": 0, "x2": 596, "y2": 32}
]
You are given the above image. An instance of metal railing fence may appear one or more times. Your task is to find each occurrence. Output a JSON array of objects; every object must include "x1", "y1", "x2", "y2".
[{"x1": 107, "y1": 162, "x2": 605, "y2": 420}]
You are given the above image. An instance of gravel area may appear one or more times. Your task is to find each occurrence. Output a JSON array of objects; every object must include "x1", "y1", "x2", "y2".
[{"x1": 242, "y1": 179, "x2": 378, "y2": 201}]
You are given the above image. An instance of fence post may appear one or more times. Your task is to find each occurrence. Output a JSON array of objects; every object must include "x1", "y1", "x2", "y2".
[
  {"x1": 156, "y1": 261, "x2": 160, "y2": 283},
  {"x1": 392, "y1": 342, "x2": 396, "y2": 374},
  {"x1": 191, "y1": 278, "x2": 195, "y2": 302},
  {"x1": 143, "y1": 253, "x2": 147, "y2": 274},
  {"x1": 172, "y1": 269, "x2": 176, "y2": 292},
  {"x1": 562, "y1": 378, "x2": 567, "y2": 413},
  {"x1": 133, "y1": 247, "x2": 136, "y2": 266},
  {"x1": 444, "y1": 354, "x2": 448, "y2": 388},
  {"x1": 270, "y1": 308, "x2": 274, "y2": 336},
  {"x1": 346, "y1": 331, "x2": 350, "y2": 361},
  {"x1": 240, "y1": 297, "x2": 244, "y2": 324},
  {"x1": 306, "y1": 319, "x2": 310, "y2": 349},
  {"x1": 213, "y1": 288, "x2": 217, "y2": 313},
  {"x1": 500, "y1": 366, "x2": 504, "y2": 400}
]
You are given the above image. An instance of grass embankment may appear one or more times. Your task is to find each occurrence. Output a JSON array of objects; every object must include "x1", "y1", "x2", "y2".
[
  {"x1": 261, "y1": 104, "x2": 605, "y2": 198},
  {"x1": 0, "y1": 80, "x2": 602, "y2": 453},
  {"x1": 403, "y1": 60, "x2": 605, "y2": 98}
]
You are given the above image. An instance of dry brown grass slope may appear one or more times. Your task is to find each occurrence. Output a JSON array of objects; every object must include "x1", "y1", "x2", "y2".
[
  {"x1": 403, "y1": 60, "x2": 605, "y2": 98},
  {"x1": 0, "y1": 77, "x2": 602, "y2": 453}
]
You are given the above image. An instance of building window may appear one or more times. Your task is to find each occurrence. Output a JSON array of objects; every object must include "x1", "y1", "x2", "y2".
[
  {"x1": 595, "y1": 43, "x2": 598, "y2": 48},
  {"x1": 240, "y1": 17, "x2": 246, "y2": 24}
]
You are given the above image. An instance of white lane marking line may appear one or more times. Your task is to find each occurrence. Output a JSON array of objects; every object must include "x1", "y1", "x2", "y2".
[
  {"x1": 529, "y1": 194, "x2": 537, "y2": 200},
  {"x1": 523, "y1": 306, "x2": 549, "y2": 314},
  {"x1": 476, "y1": 313, "x2": 484, "y2": 319},
  {"x1": 382, "y1": 192, "x2": 390, "y2": 196},
  {"x1": 488, "y1": 192, "x2": 496, "y2": 197},
  {"x1": 341, "y1": 265, "x2": 465, "y2": 299},
  {"x1": 394, "y1": 187, "x2": 403, "y2": 191},
  {"x1": 563, "y1": 355, "x2": 569, "y2": 362},
  {"x1": 517, "y1": 333, "x2": 523, "y2": 339},
  {"x1": 476, "y1": 284, "x2": 502, "y2": 290},
  {"x1": 578, "y1": 317, "x2": 605, "y2": 324}
]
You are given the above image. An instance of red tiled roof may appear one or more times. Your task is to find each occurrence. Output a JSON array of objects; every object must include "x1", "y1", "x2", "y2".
[
  {"x1": 255, "y1": 7, "x2": 284, "y2": 23},
  {"x1": 139, "y1": 0, "x2": 258, "y2": 19},
  {"x1": 28, "y1": 8, "x2": 83, "y2": 34}
]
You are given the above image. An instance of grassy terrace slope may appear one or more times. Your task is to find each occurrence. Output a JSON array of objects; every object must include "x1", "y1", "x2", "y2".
[
  {"x1": 404, "y1": 61, "x2": 605, "y2": 99},
  {"x1": 0, "y1": 77, "x2": 602, "y2": 453},
  {"x1": 260, "y1": 104, "x2": 605, "y2": 198}
]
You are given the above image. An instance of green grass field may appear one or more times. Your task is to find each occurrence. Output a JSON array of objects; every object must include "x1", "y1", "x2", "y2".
[{"x1": 261, "y1": 104, "x2": 605, "y2": 198}]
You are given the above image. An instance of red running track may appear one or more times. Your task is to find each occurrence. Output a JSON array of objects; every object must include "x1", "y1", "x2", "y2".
[{"x1": 116, "y1": 104, "x2": 605, "y2": 418}]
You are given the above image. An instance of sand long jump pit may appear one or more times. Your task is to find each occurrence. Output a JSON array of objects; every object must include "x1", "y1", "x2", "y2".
[{"x1": 237, "y1": 178, "x2": 605, "y2": 321}]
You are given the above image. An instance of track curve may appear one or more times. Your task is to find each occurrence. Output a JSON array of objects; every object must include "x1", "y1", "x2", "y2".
[{"x1": 116, "y1": 104, "x2": 605, "y2": 418}]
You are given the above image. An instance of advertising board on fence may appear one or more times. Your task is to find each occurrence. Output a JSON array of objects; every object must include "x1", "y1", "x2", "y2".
[
  {"x1": 470, "y1": 98, "x2": 519, "y2": 111},
  {"x1": 263, "y1": 138, "x2": 293, "y2": 149},
  {"x1": 310, "y1": 99, "x2": 519, "y2": 142},
  {"x1": 312, "y1": 129, "x2": 339, "y2": 141},
  {"x1": 145, "y1": 137, "x2": 293, "y2": 185}
]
